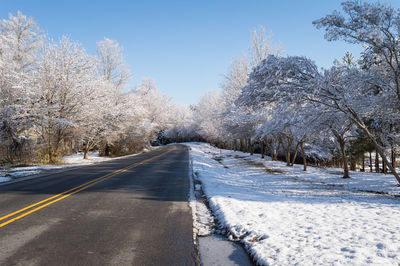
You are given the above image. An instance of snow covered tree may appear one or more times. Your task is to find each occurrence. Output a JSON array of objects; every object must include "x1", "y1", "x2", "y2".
[
  {"x1": 163, "y1": 104, "x2": 198, "y2": 143},
  {"x1": 220, "y1": 56, "x2": 251, "y2": 148},
  {"x1": 96, "y1": 38, "x2": 131, "y2": 91},
  {"x1": 221, "y1": 56, "x2": 249, "y2": 109},
  {"x1": 238, "y1": 54, "x2": 362, "y2": 176},
  {"x1": 309, "y1": 63, "x2": 400, "y2": 182},
  {"x1": 0, "y1": 11, "x2": 43, "y2": 163},
  {"x1": 76, "y1": 80, "x2": 124, "y2": 159},
  {"x1": 313, "y1": 0, "x2": 400, "y2": 182},
  {"x1": 135, "y1": 78, "x2": 172, "y2": 140},
  {"x1": 86, "y1": 38, "x2": 132, "y2": 158},
  {"x1": 35, "y1": 36, "x2": 96, "y2": 162},
  {"x1": 313, "y1": 1, "x2": 400, "y2": 105},
  {"x1": 250, "y1": 26, "x2": 282, "y2": 68},
  {"x1": 193, "y1": 90, "x2": 226, "y2": 144},
  {"x1": 218, "y1": 26, "x2": 282, "y2": 152},
  {"x1": 104, "y1": 78, "x2": 174, "y2": 154}
]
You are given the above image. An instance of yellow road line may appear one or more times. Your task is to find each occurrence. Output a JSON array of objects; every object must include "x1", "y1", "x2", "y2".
[
  {"x1": 0, "y1": 146, "x2": 176, "y2": 228},
  {"x1": 0, "y1": 171, "x2": 120, "y2": 222}
]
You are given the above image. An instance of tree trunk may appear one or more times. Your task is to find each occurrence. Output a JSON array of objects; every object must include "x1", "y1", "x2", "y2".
[
  {"x1": 285, "y1": 137, "x2": 292, "y2": 166},
  {"x1": 361, "y1": 155, "x2": 365, "y2": 172},
  {"x1": 104, "y1": 143, "x2": 110, "y2": 156},
  {"x1": 260, "y1": 139, "x2": 264, "y2": 159},
  {"x1": 286, "y1": 146, "x2": 291, "y2": 166},
  {"x1": 374, "y1": 143, "x2": 398, "y2": 178},
  {"x1": 383, "y1": 158, "x2": 387, "y2": 174},
  {"x1": 263, "y1": 137, "x2": 269, "y2": 157},
  {"x1": 339, "y1": 137, "x2": 350, "y2": 178},
  {"x1": 332, "y1": 130, "x2": 349, "y2": 178},
  {"x1": 347, "y1": 107, "x2": 400, "y2": 183},
  {"x1": 291, "y1": 142, "x2": 300, "y2": 166},
  {"x1": 83, "y1": 141, "x2": 90, "y2": 159},
  {"x1": 269, "y1": 145, "x2": 275, "y2": 160},
  {"x1": 375, "y1": 150, "x2": 379, "y2": 173},
  {"x1": 273, "y1": 140, "x2": 281, "y2": 161},
  {"x1": 392, "y1": 147, "x2": 396, "y2": 169},
  {"x1": 350, "y1": 161, "x2": 356, "y2": 171},
  {"x1": 248, "y1": 138, "x2": 253, "y2": 155},
  {"x1": 267, "y1": 138, "x2": 275, "y2": 160},
  {"x1": 300, "y1": 142, "x2": 307, "y2": 171},
  {"x1": 369, "y1": 151, "x2": 372, "y2": 172}
]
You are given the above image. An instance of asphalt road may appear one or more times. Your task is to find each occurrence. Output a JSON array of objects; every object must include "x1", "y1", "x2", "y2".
[{"x1": 0, "y1": 145, "x2": 197, "y2": 265}]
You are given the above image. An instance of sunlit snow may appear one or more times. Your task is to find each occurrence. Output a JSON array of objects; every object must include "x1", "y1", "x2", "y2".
[{"x1": 186, "y1": 143, "x2": 400, "y2": 265}]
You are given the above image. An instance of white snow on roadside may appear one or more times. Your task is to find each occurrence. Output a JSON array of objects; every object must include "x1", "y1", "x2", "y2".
[
  {"x1": 188, "y1": 155, "x2": 214, "y2": 239},
  {"x1": 0, "y1": 165, "x2": 78, "y2": 181},
  {"x1": 185, "y1": 142, "x2": 400, "y2": 265},
  {"x1": 62, "y1": 151, "x2": 115, "y2": 164}
]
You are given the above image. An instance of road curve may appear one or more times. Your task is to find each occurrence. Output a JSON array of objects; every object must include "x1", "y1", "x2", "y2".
[{"x1": 0, "y1": 145, "x2": 197, "y2": 265}]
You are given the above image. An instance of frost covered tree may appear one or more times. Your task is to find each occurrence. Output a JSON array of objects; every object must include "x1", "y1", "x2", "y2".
[
  {"x1": 217, "y1": 26, "x2": 281, "y2": 152},
  {"x1": 105, "y1": 78, "x2": 175, "y2": 154},
  {"x1": 250, "y1": 26, "x2": 282, "y2": 68},
  {"x1": 193, "y1": 91, "x2": 226, "y2": 144},
  {"x1": 0, "y1": 11, "x2": 42, "y2": 71},
  {"x1": 0, "y1": 11, "x2": 43, "y2": 163},
  {"x1": 237, "y1": 54, "x2": 322, "y2": 167},
  {"x1": 220, "y1": 56, "x2": 251, "y2": 149},
  {"x1": 35, "y1": 36, "x2": 96, "y2": 162},
  {"x1": 135, "y1": 78, "x2": 172, "y2": 140},
  {"x1": 0, "y1": 11, "x2": 189, "y2": 165},
  {"x1": 313, "y1": 0, "x2": 400, "y2": 105},
  {"x1": 90, "y1": 38, "x2": 132, "y2": 157},
  {"x1": 76, "y1": 80, "x2": 123, "y2": 159},
  {"x1": 163, "y1": 104, "x2": 198, "y2": 143},
  {"x1": 221, "y1": 56, "x2": 249, "y2": 109},
  {"x1": 314, "y1": 0, "x2": 400, "y2": 182},
  {"x1": 237, "y1": 54, "x2": 364, "y2": 177},
  {"x1": 318, "y1": 110, "x2": 357, "y2": 178},
  {"x1": 96, "y1": 38, "x2": 131, "y2": 91},
  {"x1": 315, "y1": 64, "x2": 400, "y2": 182}
]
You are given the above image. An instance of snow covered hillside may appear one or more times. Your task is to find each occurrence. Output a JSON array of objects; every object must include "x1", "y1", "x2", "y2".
[{"x1": 186, "y1": 143, "x2": 400, "y2": 265}]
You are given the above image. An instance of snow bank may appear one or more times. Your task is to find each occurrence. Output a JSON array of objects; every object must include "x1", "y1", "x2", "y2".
[{"x1": 186, "y1": 142, "x2": 400, "y2": 265}]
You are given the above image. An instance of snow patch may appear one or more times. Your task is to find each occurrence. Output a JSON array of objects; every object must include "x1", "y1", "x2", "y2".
[{"x1": 61, "y1": 151, "x2": 115, "y2": 164}]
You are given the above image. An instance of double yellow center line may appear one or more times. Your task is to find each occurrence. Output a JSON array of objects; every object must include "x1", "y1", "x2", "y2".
[{"x1": 0, "y1": 146, "x2": 176, "y2": 228}]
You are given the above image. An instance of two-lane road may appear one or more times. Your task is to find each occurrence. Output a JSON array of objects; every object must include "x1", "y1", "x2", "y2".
[{"x1": 0, "y1": 145, "x2": 197, "y2": 265}]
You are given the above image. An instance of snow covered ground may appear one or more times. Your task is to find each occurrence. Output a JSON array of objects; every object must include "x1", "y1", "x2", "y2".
[
  {"x1": 62, "y1": 151, "x2": 116, "y2": 164},
  {"x1": 186, "y1": 142, "x2": 400, "y2": 265},
  {"x1": 0, "y1": 151, "x2": 134, "y2": 183}
]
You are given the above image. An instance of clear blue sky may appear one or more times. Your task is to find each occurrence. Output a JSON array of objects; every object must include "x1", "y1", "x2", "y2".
[{"x1": 0, "y1": 0, "x2": 398, "y2": 104}]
